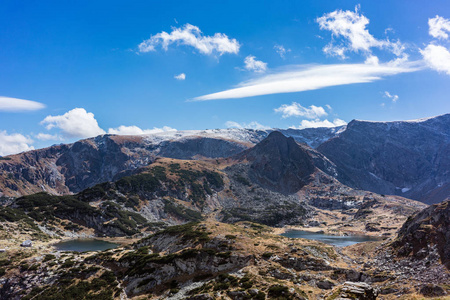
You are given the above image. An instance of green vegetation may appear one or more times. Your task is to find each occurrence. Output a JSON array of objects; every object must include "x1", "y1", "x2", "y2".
[
  {"x1": 148, "y1": 222, "x2": 210, "y2": 243},
  {"x1": 234, "y1": 174, "x2": 251, "y2": 186},
  {"x1": 163, "y1": 200, "x2": 203, "y2": 222},
  {"x1": 16, "y1": 193, "x2": 97, "y2": 223},
  {"x1": 23, "y1": 270, "x2": 118, "y2": 300},
  {"x1": 0, "y1": 207, "x2": 40, "y2": 231},
  {"x1": 222, "y1": 203, "x2": 306, "y2": 226}
]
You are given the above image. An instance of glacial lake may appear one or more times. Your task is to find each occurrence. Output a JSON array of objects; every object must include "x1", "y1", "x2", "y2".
[
  {"x1": 53, "y1": 239, "x2": 119, "y2": 252},
  {"x1": 281, "y1": 230, "x2": 382, "y2": 247}
]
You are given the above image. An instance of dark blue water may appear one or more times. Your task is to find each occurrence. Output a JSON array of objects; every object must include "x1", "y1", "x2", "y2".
[
  {"x1": 53, "y1": 239, "x2": 119, "y2": 252},
  {"x1": 281, "y1": 230, "x2": 382, "y2": 247}
]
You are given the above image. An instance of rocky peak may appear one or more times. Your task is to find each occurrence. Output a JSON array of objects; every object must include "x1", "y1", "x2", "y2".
[{"x1": 237, "y1": 131, "x2": 315, "y2": 194}]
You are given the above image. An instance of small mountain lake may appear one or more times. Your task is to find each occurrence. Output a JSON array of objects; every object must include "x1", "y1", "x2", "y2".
[
  {"x1": 281, "y1": 230, "x2": 382, "y2": 247},
  {"x1": 53, "y1": 239, "x2": 119, "y2": 252}
]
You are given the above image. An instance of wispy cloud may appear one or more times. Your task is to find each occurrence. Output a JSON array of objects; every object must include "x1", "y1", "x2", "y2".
[
  {"x1": 291, "y1": 119, "x2": 347, "y2": 129},
  {"x1": 244, "y1": 55, "x2": 267, "y2": 73},
  {"x1": 174, "y1": 73, "x2": 186, "y2": 80},
  {"x1": 193, "y1": 62, "x2": 419, "y2": 101},
  {"x1": 225, "y1": 121, "x2": 270, "y2": 130},
  {"x1": 35, "y1": 133, "x2": 61, "y2": 141},
  {"x1": 274, "y1": 103, "x2": 327, "y2": 119},
  {"x1": 274, "y1": 44, "x2": 290, "y2": 58},
  {"x1": 108, "y1": 125, "x2": 176, "y2": 135},
  {"x1": 0, "y1": 96, "x2": 45, "y2": 112},
  {"x1": 384, "y1": 91, "x2": 399, "y2": 102},
  {"x1": 138, "y1": 24, "x2": 240, "y2": 56},
  {"x1": 0, "y1": 131, "x2": 34, "y2": 156}
]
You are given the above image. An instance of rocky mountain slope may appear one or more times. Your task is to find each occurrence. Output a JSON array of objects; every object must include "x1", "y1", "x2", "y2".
[
  {"x1": 1, "y1": 114, "x2": 449, "y2": 205},
  {"x1": 318, "y1": 113, "x2": 450, "y2": 204},
  {"x1": 0, "y1": 127, "x2": 343, "y2": 198},
  {"x1": 0, "y1": 132, "x2": 425, "y2": 240}
]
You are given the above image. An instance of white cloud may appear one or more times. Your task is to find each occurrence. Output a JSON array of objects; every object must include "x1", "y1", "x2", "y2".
[
  {"x1": 0, "y1": 96, "x2": 45, "y2": 112},
  {"x1": 174, "y1": 73, "x2": 186, "y2": 80},
  {"x1": 193, "y1": 62, "x2": 419, "y2": 101},
  {"x1": 0, "y1": 131, "x2": 34, "y2": 156},
  {"x1": 420, "y1": 44, "x2": 450, "y2": 75},
  {"x1": 364, "y1": 55, "x2": 379, "y2": 65},
  {"x1": 244, "y1": 55, "x2": 267, "y2": 73},
  {"x1": 40, "y1": 108, "x2": 106, "y2": 139},
  {"x1": 316, "y1": 6, "x2": 405, "y2": 58},
  {"x1": 274, "y1": 44, "x2": 290, "y2": 58},
  {"x1": 429, "y1": 15, "x2": 450, "y2": 40},
  {"x1": 36, "y1": 133, "x2": 61, "y2": 141},
  {"x1": 384, "y1": 91, "x2": 399, "y2": 102},
  {"x1": 225, "y1": 121, "x2": 270, "y2": 130},
  {"x1": 107, "y1": 125, "x2": 176, "y2": 135},
  {"x1": 274, "y1": 102, "x2": 327, "y2": 119},
  {"x1": 291, "y1": 118, "x2": 347, "y2": 129},
  {"x1": 138, "y1": 24, "x2": 240, "y2": 56}
]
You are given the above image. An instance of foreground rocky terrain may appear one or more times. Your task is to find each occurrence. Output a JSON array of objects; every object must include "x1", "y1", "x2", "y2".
[{"x1": 0, "y1": 205, "x2": 448, "y2": 299}]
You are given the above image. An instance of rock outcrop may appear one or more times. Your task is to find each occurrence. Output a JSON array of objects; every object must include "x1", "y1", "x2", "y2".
[{"x1": 392, "y1": 199, "x2": 450, "y2": 269}]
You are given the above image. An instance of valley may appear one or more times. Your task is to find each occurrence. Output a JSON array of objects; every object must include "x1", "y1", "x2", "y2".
[{"x1": 0, "y1": 115, "x2": 448, "y2": 299}]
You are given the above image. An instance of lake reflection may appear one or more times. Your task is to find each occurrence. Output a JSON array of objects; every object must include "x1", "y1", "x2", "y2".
[{"x1": 281, "y1": 230, "x2": 382, "y2": 247}]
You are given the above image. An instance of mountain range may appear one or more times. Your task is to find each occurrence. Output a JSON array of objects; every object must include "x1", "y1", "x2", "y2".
[{"x1": 0, "y1": 114, "x2": 448, "y2": 204}]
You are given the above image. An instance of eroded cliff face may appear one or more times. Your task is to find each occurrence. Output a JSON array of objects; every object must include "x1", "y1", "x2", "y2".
[{"x1": 318, "y1": 114, "x2": 450, "y2": 204}]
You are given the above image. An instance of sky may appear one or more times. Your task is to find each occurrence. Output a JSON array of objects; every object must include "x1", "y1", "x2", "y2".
[{"x1": 1, "y1": 0, "x2": 450, "y2": 155}]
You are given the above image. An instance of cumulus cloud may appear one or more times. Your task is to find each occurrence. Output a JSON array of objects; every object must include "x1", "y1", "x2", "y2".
[
  {"x1": 107, "y1": 125, "x2": 176, "y2": 135},
  {"x1": 421, "y1": 44, "x2": 450, "y2": 75},
  {"x1": 421, "y1": 16, "x2": 450, "y2": 75},
  {"x1": 291, "y1": 119, "x2": 347, "y2": 129},
  {"x1": 40, "y1": 108, "x2": 106, "y2": 139},
  {"x1": 193, "y1": 62, "x2": 419, "y2": 101},
  {"x1": 316, "y1": 6, "x2": 405, "y2": 59},
  {"x1": 0, "y1": 131, "x2": 34, "y2": 156},
  {"x1": 174, "y1": 73, "x2": 186, "y2": 80},
  {"x1": 429, "y1": 15, "x2": 450, "y2": 40},
  {"x1": 0, "y1": 96, "x2": 45, "y2": 112},
  {"x1": 274, "y1": 44, "x2": 290, "y2": 58},
  {"x1": 138, "y1": 24, "x2": 240, "y2": 56},
  {"x1": 225, "y1": 121, "x2": 270, "y2": 130},
  {"x1": 274, "y1": 103, "x2": 327, "y2": 119},
  {"x1": 384, "y1": 91, "x2": 399, "y2": 102},
  {"x1": 244, "y1": 55, "x2": 267, "y2": 73}
]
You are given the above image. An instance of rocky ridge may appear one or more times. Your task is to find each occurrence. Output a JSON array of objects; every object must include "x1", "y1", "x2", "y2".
[{"x1": 318, "y1": 113, "x2": 450, "y2": 204}]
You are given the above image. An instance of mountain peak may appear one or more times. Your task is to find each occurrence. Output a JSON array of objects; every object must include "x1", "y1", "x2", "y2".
[{"x1": 238, "y1": 131, "x2": 316, "y2": 194}]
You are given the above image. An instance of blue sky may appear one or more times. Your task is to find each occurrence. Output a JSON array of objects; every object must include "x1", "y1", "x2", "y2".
[{"x1": 1, "y1": 0, "x2": 450, "y2": 155}]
